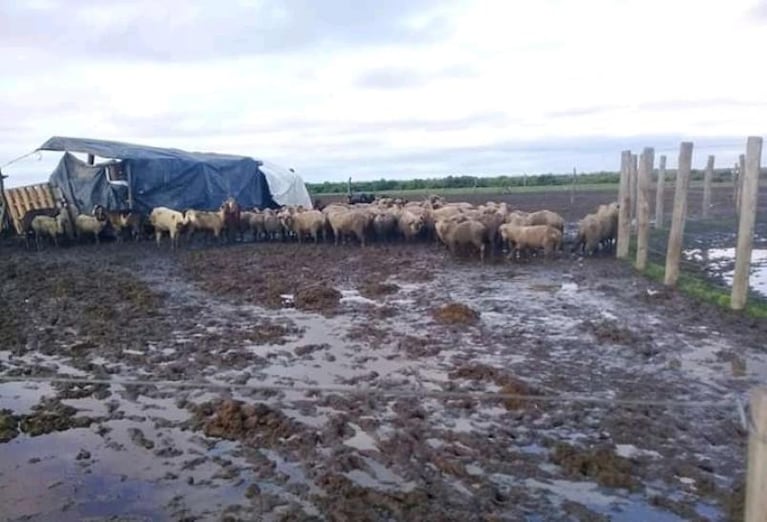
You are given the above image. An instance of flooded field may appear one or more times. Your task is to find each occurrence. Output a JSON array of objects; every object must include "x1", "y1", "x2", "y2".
[{"x1": 1, "y1": 188, "x2": 766, "y2": 520}]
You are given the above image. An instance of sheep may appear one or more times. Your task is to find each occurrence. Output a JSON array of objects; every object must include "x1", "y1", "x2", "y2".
[
  {"x1": 219, "y1": 198, "x2": 241, "y2": 242},
  {"x1": 505, "y1": 211, "x2": 529, "y2": 226},
  {"x1": 20, "y1": 207, "x2": 61, "y2": 249},
  {"x1": 75, "y1": 214, "x2": 108, "y2": 244},
  {"x1": 372, "y1": 211, "x2": 398, "y2": 241},
  {"x1": 105, "y1": 210, "x2": 142, "y2": 242},
  {"x1": 474, "y1": 209, "x2": 506, "y2": 253},
  {"x1": 499, "y1": 223, "x2": 562, "y2": 260},
  {"x1": 30, "y1": 213, "x2": 70, "y2": 249},
  {"x1": 437, "y1": 218, "x2": 488, "y2": 262},
  {"x1": 262, "y1": 209, "x2": 284, "y2": 240},
  {"x1": 240, "y1": 210, "x2": 255, "y2": 237},
  {"x1": 431, "y1": 206, "x2": 464, "y2": 223},
  {"x1": 149, "y1": 207, "x2": 187, "y2": 249},
  {"x1": 572, "y1": 215, "x2": 602, "y2": 255},
  {"x1": 397, "y1": 209, "x2": 424, "y2": 241},
  {"x1": 434, "y1": 215, "x2": 469, "y2": 246},
  {"x1": 596, "y1": 202, "x2": 619, "y2": 249},
  {"x1": 284, "y1": 209, "x2": 326, "y2": 243},
  {"x1": 238, "y1": 210, "x2": 266, "y2": 241},
  {"x1": 525, "y1": 210, "x2": 565, "y2": 232},
  {"x1": 326, "y1": 208, "x2": 368, "y2": 246},
  {"x1": 185, "y1": 209, "x2": 225, "y2": 243}
]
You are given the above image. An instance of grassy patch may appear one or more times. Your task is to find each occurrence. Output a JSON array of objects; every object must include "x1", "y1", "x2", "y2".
[{"x1": 640, "y1": 259, "x2": 767, "y2": 319}]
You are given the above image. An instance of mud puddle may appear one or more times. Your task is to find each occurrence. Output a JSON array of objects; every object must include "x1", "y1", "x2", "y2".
[
  {"x1": 1, "y1": 239, "x2": 764, "y2": 519},
  {"x1": 685, "y1": 247, "x2": 767, "y2": 297}
]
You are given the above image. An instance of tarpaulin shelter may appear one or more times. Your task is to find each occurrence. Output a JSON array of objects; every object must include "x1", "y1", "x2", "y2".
[{"x1": 38, "y1": 136, "x2": 313, "y2": 214}]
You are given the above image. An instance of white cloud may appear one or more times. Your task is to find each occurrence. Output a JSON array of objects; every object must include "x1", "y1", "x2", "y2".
[{"x1": 1, "y1": 0, "x2": 765, "y2": 188}]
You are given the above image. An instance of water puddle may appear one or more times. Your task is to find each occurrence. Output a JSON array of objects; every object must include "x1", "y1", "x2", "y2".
[
  {"x1": 0, "y1": 381, "x2": 56, "y2": 414},
  {"x1": 684, "y1": 248, "x2": 767, "y2": 296}
]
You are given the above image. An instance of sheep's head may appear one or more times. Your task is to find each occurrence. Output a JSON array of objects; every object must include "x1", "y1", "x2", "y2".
[
  {"x1": 408, "y1": 215, "x2": 424, "y2": 235},
  {"x1": 92, "y1": 205, "x2": 107, "y2": 221}
]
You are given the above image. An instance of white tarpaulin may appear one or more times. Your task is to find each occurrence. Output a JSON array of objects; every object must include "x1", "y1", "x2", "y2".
[{"x1": 259, "y1": 161, "x2": 313, "y2": 209}]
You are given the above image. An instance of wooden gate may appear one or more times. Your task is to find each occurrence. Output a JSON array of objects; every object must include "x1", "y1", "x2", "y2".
[{"x1": 2, "y1": 181, "x2": 60, "y2": 235}]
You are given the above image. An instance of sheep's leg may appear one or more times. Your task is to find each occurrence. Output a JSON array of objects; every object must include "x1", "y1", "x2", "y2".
[{"x1": 155, "y1": 231, "x2": 163, "y2": 247}]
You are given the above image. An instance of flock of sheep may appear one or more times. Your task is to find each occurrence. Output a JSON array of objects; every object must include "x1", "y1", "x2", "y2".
[{"x1": 22, "y1": 195, "x2": 620, "y2": 261}]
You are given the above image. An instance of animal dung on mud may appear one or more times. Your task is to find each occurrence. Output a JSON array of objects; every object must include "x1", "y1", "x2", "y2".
[
  {"x1": 358, "y1": 281, "x2": 400, "y2": 299},
  {"x1": 431, "y1": 302, "x2": 480, "y2": 325},
  {"x1": 550, "y1": 443, "x2": 639, "y2": 491},
  {"x1": 294, "y1": 284, "x2": 342, "y2": 312}
]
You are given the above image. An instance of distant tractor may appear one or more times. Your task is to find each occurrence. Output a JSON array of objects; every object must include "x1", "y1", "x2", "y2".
[{"x1": 347, "y1": 177, "x2": 375, "y2": 205}]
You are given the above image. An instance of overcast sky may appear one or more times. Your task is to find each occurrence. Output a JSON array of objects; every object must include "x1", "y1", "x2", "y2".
[{"x1": 1, "y1": 0, "x2": 765, "y2": 187}]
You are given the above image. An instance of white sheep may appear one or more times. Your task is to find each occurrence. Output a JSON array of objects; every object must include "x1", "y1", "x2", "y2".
[
  {"x1": 30, "y1": 214, "x2": 66, "y2": 249},
  {"x1": 149, "y1": 207, "x2": 186, "y2": 249},
  {"x1": 75, "y1": 214, "x2": 108, "y2": 244},
  {"x1": 184, "y1": 209, "x2": 224, "y2": 243}
]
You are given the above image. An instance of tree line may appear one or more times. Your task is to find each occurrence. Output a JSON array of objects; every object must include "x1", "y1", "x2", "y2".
[
  {"x1": 306, "y1": 168, "x2": 743, "y2": 194},
  {"x1": 307, "y1": 172, "x2": 619, "y2": 194}
]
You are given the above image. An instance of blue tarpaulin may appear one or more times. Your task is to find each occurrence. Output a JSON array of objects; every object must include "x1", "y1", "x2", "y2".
[{"x1": 39, "y1": 136, "x2": 278, "y2": 214}]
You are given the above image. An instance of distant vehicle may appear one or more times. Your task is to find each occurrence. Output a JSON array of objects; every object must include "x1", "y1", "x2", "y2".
[
  {"x1": 346, "y1": 176, "x2": 375, "y2": 204},
  {"x1": 347, "y1": 192, "x2": 375, "y2": 204}
]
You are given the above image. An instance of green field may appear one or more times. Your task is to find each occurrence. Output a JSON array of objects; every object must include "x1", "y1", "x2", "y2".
[
  {"x1": 312, "y1": 180, "x2": 739, "y2": 200},
  {"x1": 314, "y1": 183, "x2": 620, "y2": 199}
]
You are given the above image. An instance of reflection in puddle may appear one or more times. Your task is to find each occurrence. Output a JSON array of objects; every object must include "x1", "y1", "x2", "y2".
[{"x1": 684, "y1": 248, "x2": 767, "y2": 296}]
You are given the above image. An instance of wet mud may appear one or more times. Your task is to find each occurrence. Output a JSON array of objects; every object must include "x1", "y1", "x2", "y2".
[{"x1": 1, "y1": 189, "x2": 765, "y2": 520}]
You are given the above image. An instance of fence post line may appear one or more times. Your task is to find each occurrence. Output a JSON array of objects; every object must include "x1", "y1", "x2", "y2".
[
  {"x1": 738, "y1": 154, "x2": 746, "y2": 217},
  {"x1": 636, "y1": 148, "x2": 653, "y2": 271},
  {"x1": 655, "y1": 155, "x2": 667, "y2": 229},
  {"x1": 745, "y1": 387, "x2": 767, "y2": 522},
  {"x1": 733, "y1": 162, "x2": 740, "y2": 204},
  {"x1": 731, "y1": 136, "x2": 763, "y2": 310},
  {"x1": 570, "y1": 167, "x2": 576, "y2": 205},
  {"x1": 630, "y1": 154, "x2": 638, "y2": 226},
  {"x1": 616, "y1": 151, "x2": 632, "y2": 258},
  {"x1": 664, "y1": 142, "x2": 693, "y2": 287},
  {"x1": 702, "y1": 155, "x2": 714, "y2": 218}
]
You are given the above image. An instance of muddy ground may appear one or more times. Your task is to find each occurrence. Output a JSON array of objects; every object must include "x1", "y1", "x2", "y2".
[{"x1": 1, "y1": 188, "x2": 766, "y2": 521}]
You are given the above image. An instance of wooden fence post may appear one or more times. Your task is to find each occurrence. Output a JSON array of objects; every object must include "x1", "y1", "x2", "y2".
[
  {"x1": 636, "y1": 148, "x2": 654, "y2": 271},
  {"x1": 664, "y1": 142, "x2": 693, "y2": 287},
  {"x1": 630, "y1": 154, "x2": 638, "y2": 226},
  {"x1": 737, "y1": 154, "x2": 746, "y2": 217},
  {"x1": 702, "y1": 155, "x2": 714, "y2": 218},
  {"x1": 570, "y1": 167, "x2": 576, "y2": 205},
  {"x1": 0, "y1": 168, "x2": 9, "y2": 234},
  {"x1": 655, "y1": 155, "x2": 667, "y2": 228},
  {"x1": 745, "y1": 387, "x2": 767, "y2": 522},
  {"x1": 616, "y1": 151, "x2": 632, "y2": 258},
  {"x1": 734, "y1": 162, "x2": 740, "y2": 204},
  {"x1": 731, "y1": 137, "x2": 763, "y2": 310}
]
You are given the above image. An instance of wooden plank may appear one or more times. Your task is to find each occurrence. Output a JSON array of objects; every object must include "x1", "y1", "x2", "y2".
[
  {"x1": 616, "y1": 151, "x2": 632, "y2": 259},
  {"x1": 655, "y1": 155, "x2": 667, "y2": 228},
  {"x1": 702, "y1": 155, "x2": 714, "y2": 218},
  {"x1": 664, "y1": 142, "x2": 693, "y2": 287},
  {"x1": 630, "y1": 154, "x2": 638, "y2": 226},
  {"x1": 732, "y1": 137, "x2": 763, "y2": 310},
  {"x1": 745, "y1": 387, "x2": 767, "y2": 522},
  {"x1": 636, "y1": 148, "x2": 654, "y2": 271}
]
